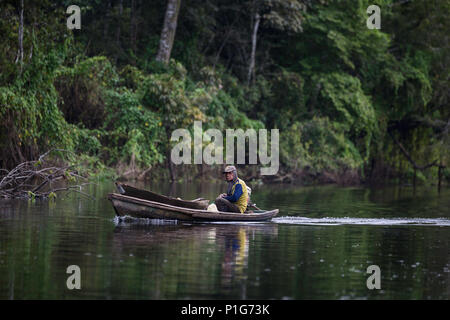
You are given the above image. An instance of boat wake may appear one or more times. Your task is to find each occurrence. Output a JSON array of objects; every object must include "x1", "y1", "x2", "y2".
[
  {"x1": 111, "y1": 215, "x2": 450, "y2": 227},
  {"x1": 272, "y1": 216, "x2": 450, "y2": 226},
  {"x1": 113, "y1": 215, "x2": 179, "y2": 225}
]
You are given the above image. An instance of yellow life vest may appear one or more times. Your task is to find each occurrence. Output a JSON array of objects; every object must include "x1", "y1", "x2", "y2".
[{"x1": 230, "y1": 178, "x2": 248, "y2": 213}]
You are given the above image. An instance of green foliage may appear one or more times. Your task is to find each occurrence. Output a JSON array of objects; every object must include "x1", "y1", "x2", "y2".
[
  {"x1": 118, "y1": 65, "x2": 146, "y2": 90},
  {"x1": 281, "y1": 118, "x2": 363, "y2": 172},
  {"x1": 72, "y1": 126, "x2": 101, "y2": 156},
  {"x1": 103, "y1": 88, "x2": 164, "y2": 168},
  {"x1": 55, "y1": 56, "x2": 118, "y2": 128},
  {"x1": 0, "y1": 38, "x2": 73, "y2": 168},
  {"x1": 0, "y1": 0, "x2": 448, "y2": 184},
  {"x1": 314, "y1": 72, "x2": 378, "y2": 161},
  {"x1": 253, "y1": 71, "x2": 305, "y2": 129},
  {"x1": 381, "y1": 51, "x2": 433, "y2": 119},
  {"x1": 204, "y1": 69, "x2": 265, "y2": 131},
  {"x1": 262, "y1": 0, "x2": 307, "y2": 33}
]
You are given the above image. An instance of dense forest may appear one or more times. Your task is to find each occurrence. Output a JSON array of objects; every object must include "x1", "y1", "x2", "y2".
[{"x1": 0, "y1": 0, "x2": 448, "y2": 185}]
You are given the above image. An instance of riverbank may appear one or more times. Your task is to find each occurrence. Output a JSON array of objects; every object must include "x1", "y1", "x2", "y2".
[
  {"x1": 1, "y1": 150, "x2": 447, "y2": 201},
  {"x1": 110, "y1": 162, "x2": 449, "y2": 189}
]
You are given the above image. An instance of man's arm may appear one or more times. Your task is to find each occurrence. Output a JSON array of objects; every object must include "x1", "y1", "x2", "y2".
[{"x1": 224, "y1": 184, "x2": 243, "y2": 202}]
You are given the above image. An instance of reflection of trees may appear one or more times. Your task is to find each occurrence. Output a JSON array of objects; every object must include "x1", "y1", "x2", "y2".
[{"x1": 0, "y1": 198, "x2": 113, "y2": 299}]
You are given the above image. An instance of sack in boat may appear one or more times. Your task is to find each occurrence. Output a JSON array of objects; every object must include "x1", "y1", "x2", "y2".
[
  {"x1": 246, "y1": 186, "x2": 252, "y2": 204},
  {"x1": 207, "y1": 204, "x2": 218, "y2": 212}
]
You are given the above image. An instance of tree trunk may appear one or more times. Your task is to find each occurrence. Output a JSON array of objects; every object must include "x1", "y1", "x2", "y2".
[
  {"x1": 438, "y1": 163, "x2": 442, "y2": 193},
  {"x1": 156, "y1": 0, "x2": 181, "y2": 64},
  {"x1": 115, "y1": 0, "x2": 123, "y2": 63},
  {"x1": 16, "y1": 0, "x2": 24, "y2": 72},
  {"x1": 247, "y1": 13, "x2": 260, "y2": 86},
  {"x1": 130, "y1": 0, "x2": 137, "y2": 64},
  {"x1": 104, "y1": 1, "x2": 111, "y2": 39},
  {"x1": 165, "y1": 127, "x2": 176, "y2": 182},
  {"x1": 167, "y1": 148, "x2": 175, "y2": 182}
]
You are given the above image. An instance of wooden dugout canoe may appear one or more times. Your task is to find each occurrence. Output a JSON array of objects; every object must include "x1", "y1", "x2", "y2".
[
  {"x1": 108, "y1": 193, "x2": 279, "y2": 222},
  {"x1": 115, "y1": 182, "x2": 210, "y2": 210}
]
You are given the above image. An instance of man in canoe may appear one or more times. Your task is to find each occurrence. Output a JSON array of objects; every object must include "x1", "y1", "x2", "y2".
[{"x1": 215, "y1": 166, "x2": 249, "y2": 213}]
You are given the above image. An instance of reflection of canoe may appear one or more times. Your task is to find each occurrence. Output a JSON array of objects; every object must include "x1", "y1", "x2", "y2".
[
  {"x1": 111, "y1": 223, "x2": 279, "y2": 259},
  {"x1": 108, "y1": 193, "x2": 279, "y2": 222},
  {"x1": 115, "y1": 182, "x2": 209, "y2": 210}
]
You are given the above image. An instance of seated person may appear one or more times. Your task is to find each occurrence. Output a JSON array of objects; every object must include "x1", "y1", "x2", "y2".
[{"x1": 215, "y1": 166, "x2": 248, "y2": 213}]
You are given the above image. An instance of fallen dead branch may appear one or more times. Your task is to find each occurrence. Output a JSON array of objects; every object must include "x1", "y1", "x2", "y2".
[{"x1": 0, "y1": 149, "x2": 94, "y2": 199}]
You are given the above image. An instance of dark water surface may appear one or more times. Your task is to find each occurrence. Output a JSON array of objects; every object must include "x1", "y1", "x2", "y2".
[{"x1": 0, "y1": 181, "x2": 449, "y2": 299}]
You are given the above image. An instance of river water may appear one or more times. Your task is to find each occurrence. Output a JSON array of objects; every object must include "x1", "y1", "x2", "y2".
[{"x1": 0, "y1": 181, "x2": 449, "y2": 299}]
